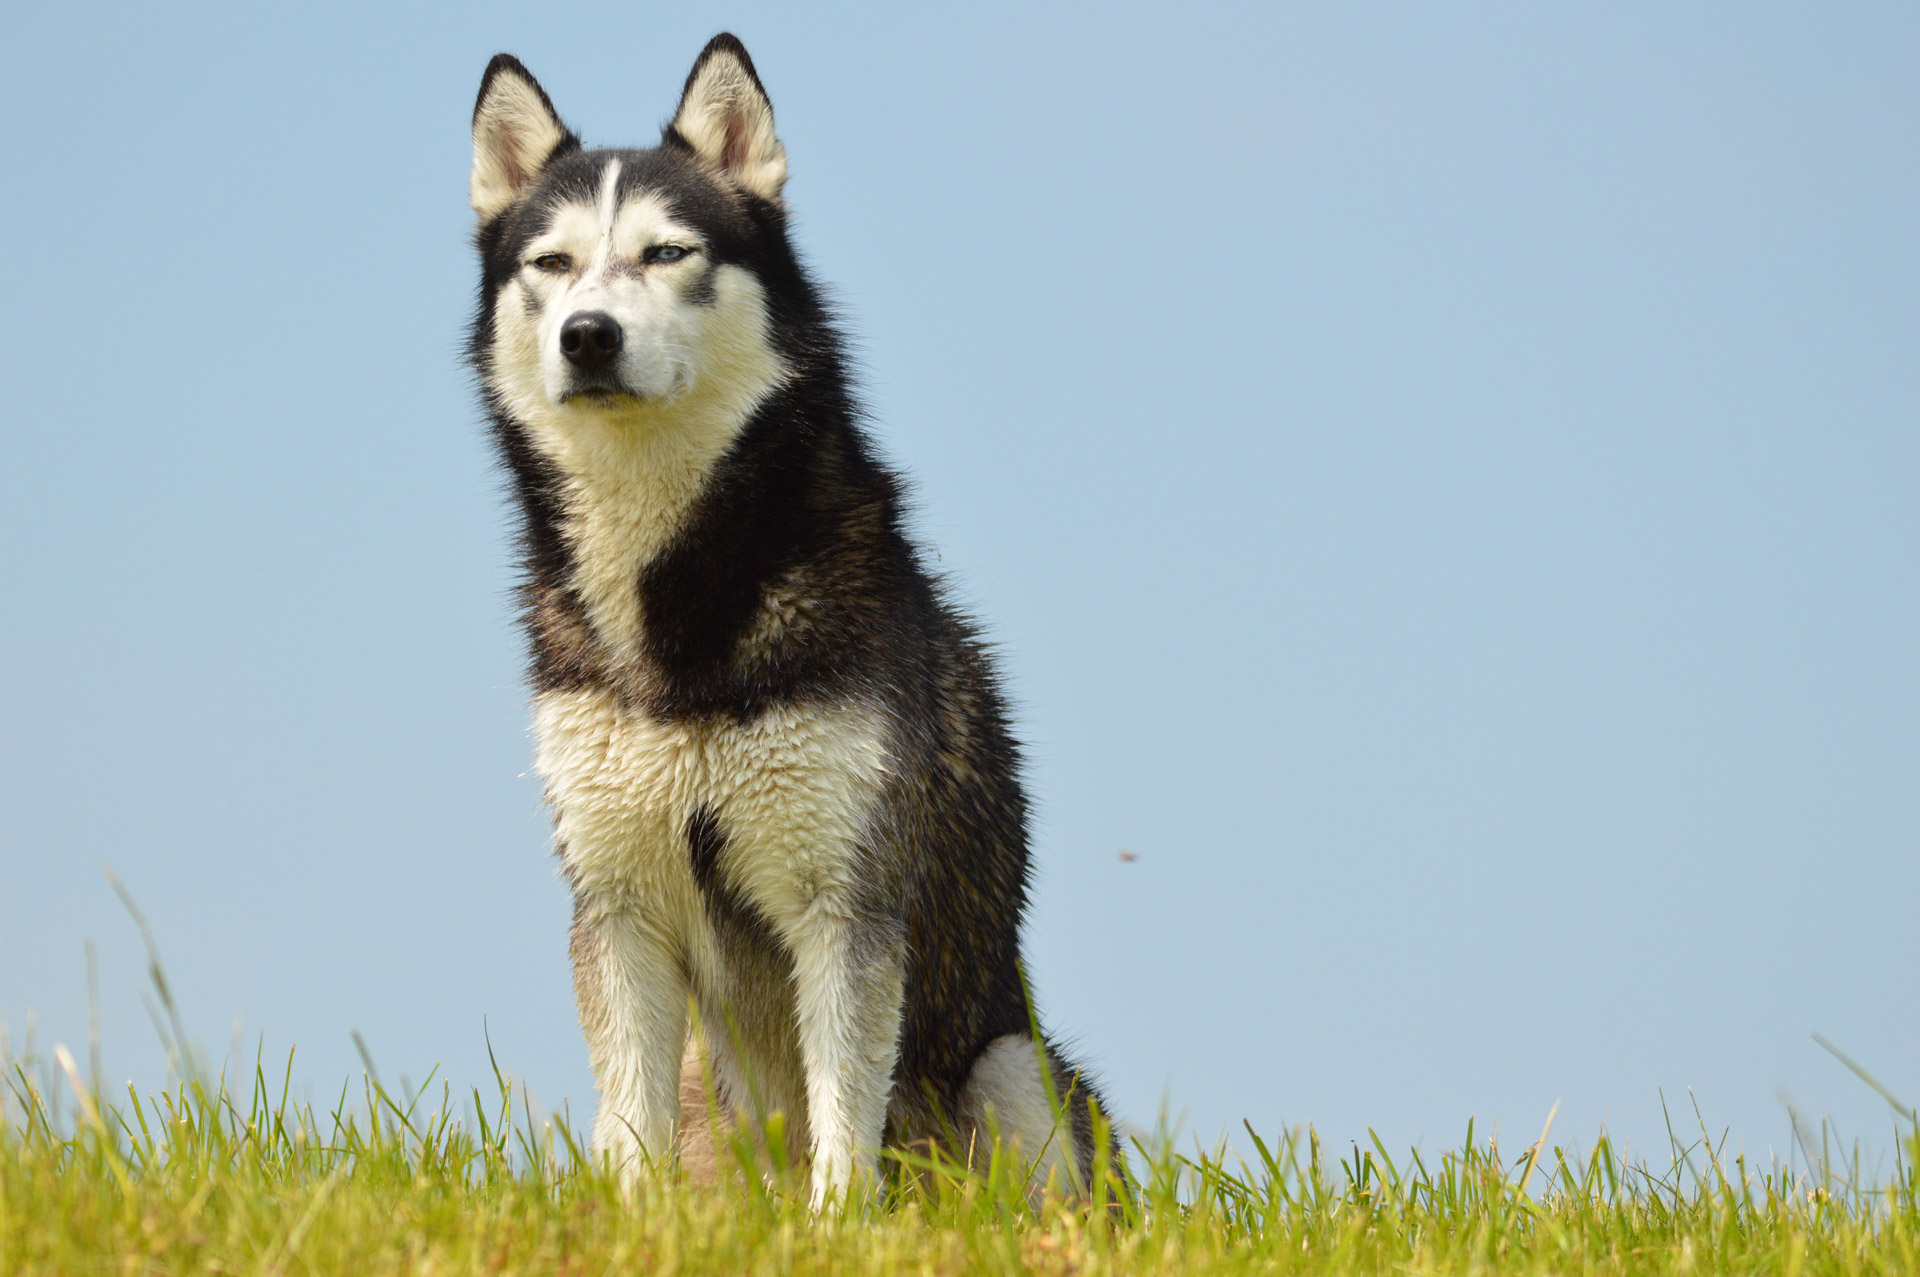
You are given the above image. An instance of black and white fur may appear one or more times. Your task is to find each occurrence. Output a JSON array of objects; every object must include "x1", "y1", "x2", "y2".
[{"x1": 469, "y1": 35, "x2": 1112, "y2": 1205}]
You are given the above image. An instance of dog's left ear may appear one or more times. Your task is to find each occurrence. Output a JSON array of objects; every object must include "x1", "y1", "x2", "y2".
[{"x1": 666, "y1": 34, "x2": 787, "y2": 203}]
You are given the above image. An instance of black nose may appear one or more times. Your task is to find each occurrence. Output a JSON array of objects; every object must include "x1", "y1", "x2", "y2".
[{"x1": 559, "y1": 311, "x2": 623, "y2": 370}]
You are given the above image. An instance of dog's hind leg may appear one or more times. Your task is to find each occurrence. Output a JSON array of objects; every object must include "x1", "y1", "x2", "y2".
[
  {"x1": 957, "y1": 1034, "x2": 1112, "y2": 1199},
  {"x1": 675, "y1": 1030, "x2": 726, "y2": 1185}
]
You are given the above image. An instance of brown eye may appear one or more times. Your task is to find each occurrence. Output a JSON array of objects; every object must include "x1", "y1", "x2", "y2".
[{"x1": 529, "y1": 253, "x2": 572, "y2": 273}]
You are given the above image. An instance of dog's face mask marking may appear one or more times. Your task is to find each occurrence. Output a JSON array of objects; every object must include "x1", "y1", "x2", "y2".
[
  {"x1": 523, "y1": 164, "x2": 699, "y2": 405},
  {"x1": 494, "y1": 161, "x2": 770, "y2": 412},
  {"x1": 471, "y1": 52, "x2": 788, "y2": 430}
]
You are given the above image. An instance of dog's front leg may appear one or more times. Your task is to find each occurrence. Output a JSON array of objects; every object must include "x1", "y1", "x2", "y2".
[
  {"x1": 787, "y1": 903, "x2": 906, "y2": 1209},
  {"x1": 571, "y1": 901, "x2": 688, "y2": 1187}
]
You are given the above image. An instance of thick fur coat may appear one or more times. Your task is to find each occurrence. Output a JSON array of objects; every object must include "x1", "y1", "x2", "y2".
[{"x1": 468, "y1": 34, "x2": 1112, "y2": 1204}]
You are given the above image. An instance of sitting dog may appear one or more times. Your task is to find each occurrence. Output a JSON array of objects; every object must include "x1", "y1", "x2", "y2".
[{"x1": 468, "y1": 33, "x2": 1114, "y2": 1205}]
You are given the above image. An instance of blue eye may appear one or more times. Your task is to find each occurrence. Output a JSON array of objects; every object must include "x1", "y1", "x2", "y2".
[{"x1": 650, "y1": 244, "x2": 691, "y2": 263}]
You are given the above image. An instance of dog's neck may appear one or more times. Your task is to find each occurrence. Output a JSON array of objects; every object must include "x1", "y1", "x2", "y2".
[{"x1": 519, "y1": 366, "x2": 781, "y2": 661}]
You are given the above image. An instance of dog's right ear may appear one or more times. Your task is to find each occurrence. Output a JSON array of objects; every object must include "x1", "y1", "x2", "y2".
[{"x1": 471, "y1": 55, "x2": 576, "y2": 220}]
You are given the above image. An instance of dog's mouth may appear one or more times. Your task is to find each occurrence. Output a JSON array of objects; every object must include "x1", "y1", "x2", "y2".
[{"x1": 558, "y1": 382, "x2": 642, "y2": 406}]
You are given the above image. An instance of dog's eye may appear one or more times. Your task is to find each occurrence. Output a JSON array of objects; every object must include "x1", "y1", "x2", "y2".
[
  {"x1": 647, "y1": 244, "x2": 694, "y2": 264},
  {"x1": 528, "y1": 253, "x2": 572, "y2": 273}
]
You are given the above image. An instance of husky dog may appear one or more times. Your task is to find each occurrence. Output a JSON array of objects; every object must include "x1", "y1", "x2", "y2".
[{"x1": 468, "y1": 34, "x2": 1112, "y2": 1205}]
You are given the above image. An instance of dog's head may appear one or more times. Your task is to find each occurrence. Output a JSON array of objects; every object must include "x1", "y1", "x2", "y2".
[{"x1": 470, "y1": 36, "x2": 795, "y2": 434}]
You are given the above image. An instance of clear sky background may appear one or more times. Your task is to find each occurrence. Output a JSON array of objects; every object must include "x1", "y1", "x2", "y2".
[{"x1": 2, "y1": 3, "x2": 1915, "y2": 1168}]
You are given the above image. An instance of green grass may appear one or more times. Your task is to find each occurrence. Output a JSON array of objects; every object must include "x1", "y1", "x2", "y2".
[
  {"x1": 5, "y1": 1041, "x2": 1919, "y2": 1276},
  {"x1": 8, "y1": 892, "x2": 1917, "y2": 1274}
]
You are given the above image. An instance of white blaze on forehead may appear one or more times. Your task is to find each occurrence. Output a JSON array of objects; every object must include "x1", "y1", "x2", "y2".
[
  {"x1": 597, "y1": 159, "x2": 623, "y2": 232},
  {"x1": 587, "y1": 158, "x2": 623, "y2": 276}
]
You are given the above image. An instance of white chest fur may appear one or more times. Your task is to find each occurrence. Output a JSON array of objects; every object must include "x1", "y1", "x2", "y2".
[{"x1": 534, "y1": 686, "x2": 893, "y2": 935}]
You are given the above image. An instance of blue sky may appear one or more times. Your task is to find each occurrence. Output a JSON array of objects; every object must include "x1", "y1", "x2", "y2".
[{"x1": 2, "y1": 2, "x2": 1915, "y2": 1165}]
